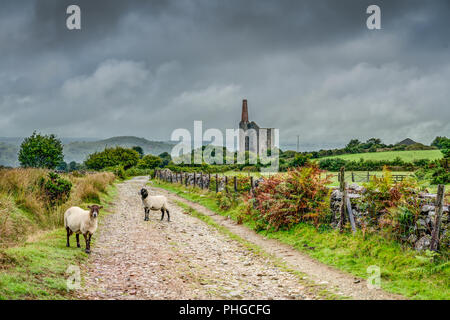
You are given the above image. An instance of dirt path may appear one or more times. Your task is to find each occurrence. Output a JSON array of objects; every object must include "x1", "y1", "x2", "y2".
[{"x1": 79, "y1": 176, "x2": 402, "y2": 300}]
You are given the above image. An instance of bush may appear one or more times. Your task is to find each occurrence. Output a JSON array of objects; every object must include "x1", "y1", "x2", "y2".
[
  {"x1": 359, "y1": 167, "x2": 421, "y2": 240},
  {"x1": 85, "y1": 147, "x2": 140, "y2": 171},
  {"x1": 113, "y1": 166, "x2": 126, "y2": 180},
  {"x1": 40, "y1": 172, "x2": 72, "y2": 206},
  {"x1": 431, "y1": 167, "x2": 450, "y2": 185},
  {"x1": 18, "y1": 132, "x2": 64, "y2": 169},
  {"x1": 245, "y1": 164, "x2": 331, "y2": 231},
  {"x1": 125, "y1": 167, "x2": 155, "y2": 177},
  {"x1": 138, "y1": 155, "x2": 163, "y2": 169}
]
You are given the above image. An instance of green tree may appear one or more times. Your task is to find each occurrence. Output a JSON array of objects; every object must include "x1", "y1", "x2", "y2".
[
  {"x1": 289, "y1": 153, "x2": 311, "y2": 167},
  {"x1": 85, "y1": 147, "x2": 140, "y2": 170},
  {"x1": 68, "y1": 161, "x2": 80, "y2": 171},
  {"x1": 57, "y1": 161, "x2": 68, "y2": 172},
  {"x1": 132, "y1": 146, "x2": 144, "y2": 158},
  {"x1": 431, "y1": 136, "x2": 450, "y2": 149},
  {"x1": 440, "y1": 140, "x2": 450, "y2": 158},
  {"x1": 158, "y1": 152, "x2": 172, "y2": 167},
  {"x1": 138, "y1": 155, "x2": 163, "y2": 169},
  {"x1": 18, "y1": 132, "x2": 64, "y2": 169}
]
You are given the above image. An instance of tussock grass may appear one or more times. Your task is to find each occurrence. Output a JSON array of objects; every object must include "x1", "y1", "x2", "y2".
[
  {"x1": 0, "y1": 168, "x2": 115, "y2": 247},
  {"x1": 0, "y1": 168, "x2": 117, "y2": 300}
]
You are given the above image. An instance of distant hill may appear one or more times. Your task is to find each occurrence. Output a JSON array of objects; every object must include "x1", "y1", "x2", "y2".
[
  {"x1": 0, "y1": 136, "x2": 176, "y2": 166},
  {"x1": 64, "y1": 136, "x2": 176, "y2": 163},
  {"x1": 396, "y1": 138, "x2": 418, "y2": 146},
  {"x1": 0, "y1": 142, "x2": 19, "y2": 167}
]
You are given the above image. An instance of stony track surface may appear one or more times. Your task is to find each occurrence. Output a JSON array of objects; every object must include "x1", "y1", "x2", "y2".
[
  {"x1": 79, "y1": 177, "x2": 322, "y2": 300},
  {"x1": 79, "y1": 176, "x2": 402, "y2": 300}
]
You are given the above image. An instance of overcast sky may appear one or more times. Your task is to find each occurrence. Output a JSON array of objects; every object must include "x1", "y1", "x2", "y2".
[{"x1": 0, "y1": 0, "x2": 449, "y2": 147}]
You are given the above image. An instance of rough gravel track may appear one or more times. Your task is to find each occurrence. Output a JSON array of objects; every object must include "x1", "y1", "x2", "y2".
[
  {"x1": 79, "y1": 177, "x2": 319, "y2": 299},
  {"x1": 79, "y1": 176, "x2": 402, "y2": 300}
]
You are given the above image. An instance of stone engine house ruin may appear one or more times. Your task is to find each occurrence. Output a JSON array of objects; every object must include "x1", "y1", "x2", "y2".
[{"x1": 238, "y1": 99, "x2": 275, "y2": 154}]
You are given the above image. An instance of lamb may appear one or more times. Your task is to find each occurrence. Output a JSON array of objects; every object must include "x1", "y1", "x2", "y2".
[
  {"x1": 140, "y1": 188, "x2": 170, "y2": 222},
  {"x1": 64, "y1": 205, "x2": 103, "y2": 253}
]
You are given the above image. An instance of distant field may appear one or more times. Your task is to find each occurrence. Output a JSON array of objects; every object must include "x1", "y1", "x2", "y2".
[{"x1": 319, "y1": 150, "x2": 443, "y2": 162}]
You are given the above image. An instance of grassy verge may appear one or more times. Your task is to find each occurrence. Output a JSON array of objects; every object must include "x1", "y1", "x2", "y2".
[
  {"x1": 152, "y1": 180, "x2": 450, "y2": 300},
  {"x1": 0, "y1": 171, "x2": 118, "y2": 300}
]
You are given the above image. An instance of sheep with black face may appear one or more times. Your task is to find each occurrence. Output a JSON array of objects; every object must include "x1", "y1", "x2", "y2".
[{"x1": 140, "y1": 188, "x2": 170, "y2": 222}]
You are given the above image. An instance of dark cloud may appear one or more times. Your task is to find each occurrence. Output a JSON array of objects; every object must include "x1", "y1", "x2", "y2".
[{"x1": 0, "y1": 0, "x2": 449, "y2": 148}]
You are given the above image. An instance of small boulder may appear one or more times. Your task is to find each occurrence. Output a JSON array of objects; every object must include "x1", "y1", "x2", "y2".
[
  {"x1": 415, "y1": 235, "x2": 431, "y2": 251},
  {"x1": 421, "y1": 205, "x2": 433, "y2": 213}
]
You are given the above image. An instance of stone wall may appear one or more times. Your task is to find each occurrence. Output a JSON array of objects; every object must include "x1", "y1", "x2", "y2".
[
  {"x1": 156, "y1": 169, "x2": 448, "y2": 251},
  {"x1": 330, "y1": 184, "x2": 449, "y2": 251}
]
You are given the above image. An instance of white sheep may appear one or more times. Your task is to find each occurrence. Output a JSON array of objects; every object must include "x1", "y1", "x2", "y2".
[
  {"x1": 64, "y1": 205, "x2": 103, "y2": 253},
  {"x1": 139, "y1": 188, "x2": 170, "y2": 222}
]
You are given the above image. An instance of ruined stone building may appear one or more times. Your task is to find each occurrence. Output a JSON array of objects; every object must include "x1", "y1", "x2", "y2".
[{"x1": 238, "y1": 99, "x2": 275, "y2": 154}]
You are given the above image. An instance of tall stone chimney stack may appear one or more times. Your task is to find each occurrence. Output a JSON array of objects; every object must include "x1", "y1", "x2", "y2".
[{"x1": 241, "y1": 99, "x2": 249, "y2": 123}]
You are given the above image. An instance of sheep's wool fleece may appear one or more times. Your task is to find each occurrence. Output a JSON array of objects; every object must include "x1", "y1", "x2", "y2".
[
  {"x1": 64, "y1": 206, "x2": 98, "y2": 235},
  {"x1": 142, "y1": 195, "x2": 167, "y2": 210}
]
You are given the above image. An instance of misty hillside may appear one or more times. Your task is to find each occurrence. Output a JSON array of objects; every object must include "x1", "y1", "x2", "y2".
[
  {"x1": 0, "y1": 136, "x2": 175, "y2": 167},
  {"x1": 63, "y1": 136, "x2": 175, "y2": 163},
  {"x1": 0, "y1": 142, "x2": 19, "y2": 167}
]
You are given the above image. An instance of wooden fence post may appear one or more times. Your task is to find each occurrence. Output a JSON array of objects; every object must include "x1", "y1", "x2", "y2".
[
  {"x1": 339, "y1": 167, "x2": 346, "y2": 232},
  {"x1": 193, "y1": 172, "x2": 196, "y2": 187},
  {"x1": 367, "y1": 171, "x2": 370, "y2": 182},
  {"x1": 208, "y1": 173, "x2": 211, "y2": 191},
  {"x1": 215, "y1": 174, "x2": 219, "y2": 193},
  {"x1": 180, "y1": 172, "x2": 183, "y2": 185},
  {"x1": 185, "y1": 173, "x2": 188, "y2": 187},
  {"x1": 234, "y1": 176, "x2": 237, "y2": 193},
  {"x1": 225, "y1": 176, "x2": 228, "y2": 193},
  {"x1": 351, "y1": 172, "x2": 355, "y2": 183},
  {"x1": 430, "y1": 184, "x2": 445, "y2": 251},
  {"x1": 200, "y1": 172, "x2": 203, "y2": 189},
  {"x1": 250, "y1": 176, "x2": 254, "y2": 194}
]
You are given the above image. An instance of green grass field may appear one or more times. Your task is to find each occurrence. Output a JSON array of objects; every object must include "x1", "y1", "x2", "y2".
[{"x1": 319, "y1": 150, "x2": 443, "y2": 162}]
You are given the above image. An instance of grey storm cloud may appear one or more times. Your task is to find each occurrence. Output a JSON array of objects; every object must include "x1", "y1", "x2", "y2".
[{"x1": 0, "y1": 0, "x2": 449, "y2": 148}]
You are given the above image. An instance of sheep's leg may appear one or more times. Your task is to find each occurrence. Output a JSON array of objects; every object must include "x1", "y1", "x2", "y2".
[
  {"x1": 160, "y1": 208, "x2": 165, "y2": 221},
  {"x1": 144, "y1": 208, "x2": 149, "y2": 221},
  {"x1": 66, "y1": 227, "x2": 72, "y2": 247},
  {"x1": 76, "y1": 234, "x2": 80, "y2": 248},
  {"x1": 84, "y1": 233, "x2": 90, "y2": 254},
  {"x1": 166, "y1": 209, "x2": 170, "y2": 222}
]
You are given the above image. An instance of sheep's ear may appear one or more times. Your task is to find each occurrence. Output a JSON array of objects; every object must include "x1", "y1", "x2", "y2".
[{"x1": 87, "y1": 205, "x2": 92, "y2": 209}]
